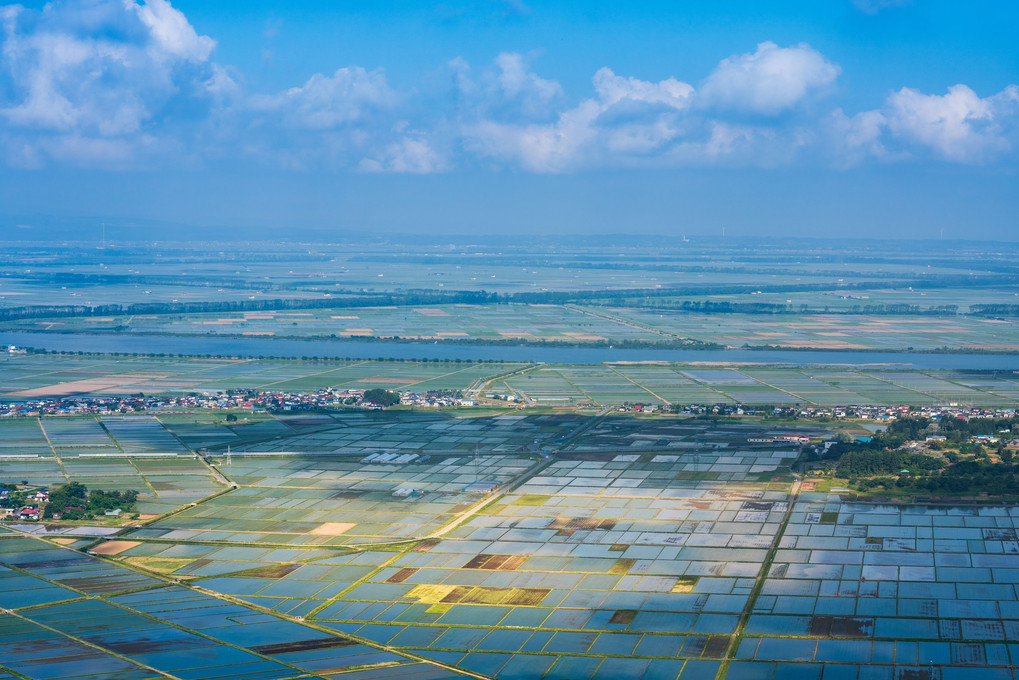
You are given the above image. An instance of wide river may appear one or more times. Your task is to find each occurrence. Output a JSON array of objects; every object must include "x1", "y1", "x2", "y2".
[{"x1": 3, "y1": 331, "x2": 1019, "y2": 370}]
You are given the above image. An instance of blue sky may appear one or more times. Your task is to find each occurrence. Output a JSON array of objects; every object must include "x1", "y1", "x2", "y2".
[{"x1": 1, "y1": 0, "x2": 1017, "y2": 239}]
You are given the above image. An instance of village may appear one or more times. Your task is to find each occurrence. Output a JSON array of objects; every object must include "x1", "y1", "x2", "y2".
[
  {"x1": 1, "y1": 482, "x2": 138, "y2": 523},
  {"x1": 0, "y1": 386, "x2": 477, "y2": 418},
  {"x1": 2, "y1": 386, "x2": 1018, "y2": 425}
]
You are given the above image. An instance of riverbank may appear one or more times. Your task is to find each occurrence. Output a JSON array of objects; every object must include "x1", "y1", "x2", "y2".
[{"x1": 5, "y1": 330, "x2": 1019, "y2": 369}]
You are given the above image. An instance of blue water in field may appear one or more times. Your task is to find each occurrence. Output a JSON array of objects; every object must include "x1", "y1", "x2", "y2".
[{"x1": 2, "y1": 331, "x2": 1018, "y2": 369}]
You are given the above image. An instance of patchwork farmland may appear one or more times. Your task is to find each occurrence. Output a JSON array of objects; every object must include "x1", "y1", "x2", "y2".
[{"x1": 2, "y1": 409, "x2": 1019, "y2": 679}]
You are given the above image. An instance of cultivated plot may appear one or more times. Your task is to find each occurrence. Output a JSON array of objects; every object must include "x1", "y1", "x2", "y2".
[
  {"x1": 503, "y1": 365, "x2": 1019, "y2": 407},
  {"x1": 0, "y1": 354, "x2": 519, "y2": 399}
]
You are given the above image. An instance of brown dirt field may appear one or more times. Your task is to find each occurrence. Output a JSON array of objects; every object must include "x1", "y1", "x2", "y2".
[
  {"x1": 464, "y1": 553, "x2": 527, "y2": 570},
  {"x1": 442, "y1": 586, "x2": 548, "y2": 606},
  {"x1": 309, "y1": 522, "x2": 356, "y2": 536},
  {"x1": 11, "y1": 376, "x2": 142, "y2": 398},
  {"x1": 413, "y1": 539, "x2": 440, "y2": 552},
  {"x1": 91, "y1": 540, "x2": 141, "y2": 555},
  {"x1": 237, "y1": 564, "x2": 301, "y2": 579},
  {"x1": 386, "y1": 568, "x2": 419, "y2": 584}
]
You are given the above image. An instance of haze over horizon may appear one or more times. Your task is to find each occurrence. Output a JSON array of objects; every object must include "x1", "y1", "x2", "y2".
[{"x1": 1, "y1": 0, "x2": 1017, "y2": 240}]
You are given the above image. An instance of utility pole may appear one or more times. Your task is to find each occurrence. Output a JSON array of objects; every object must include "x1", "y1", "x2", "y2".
[{"x1": 473, "y1": 444, "x2": 480, "y2": 484}]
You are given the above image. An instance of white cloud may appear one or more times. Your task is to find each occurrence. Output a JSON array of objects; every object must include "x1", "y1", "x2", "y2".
[
  {"x1": 464, "y1": 99, "x2": 601, "y2": 172},
  {"x1": 131, "y1": 0, "x2": 215, "y2": 63},
  {"x1": 250, "y1": 67, "x2": 397, "y2": 130},
  {"x1": 360, "y1": 136, "x2": 447, "y2": 174},
  {"x1": 203, "y1": 63, "x2": 240, "y2": 101},
  {"x1": 493, "y1": 52, "x2": 561, "y2": 107},
  {"x1": 823, "y1": 108, "x2": 889, "y2": 166},
  {"x1": 592, "y1": 68, "x2": 693, "y2": 109},
  {"x1": 601, "y1": 118, "x2": 680, "y2": 155},
  {"x1": 0, "y1": 0, "x2": 219, "y2": 166},
  {"x1": 450, "y1": 51, "x2": 563, "y2": 120},
  {"x1": 1, "y1": 4, "x2": 1015, "y2": 175},
  {"x1": 884, "y1": 84, "x2": 1019, "y2": 162},
  {"x1": 464, "y1": 53, "x2": 821, "y2": 171},
  {"x1": 699, "y1": 41, "x2": 840, "y2": 115},
  {"x1": 702, "y1": 122, "x2": 761, "y2": 159},
  {"x1": 820, "y1": 85, "x2": 1019, "y2": 165},
  {"x1": 462, "y1": 61, "x2": 700, "y2": 171}
]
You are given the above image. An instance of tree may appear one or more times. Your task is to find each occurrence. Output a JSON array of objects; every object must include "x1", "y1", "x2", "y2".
[
  {"x1": 362, "y1": 388, "x2": 400, "y2": 407},
  {"x1": 63, "y1": 482, "x2": 87, "y2": 499}
]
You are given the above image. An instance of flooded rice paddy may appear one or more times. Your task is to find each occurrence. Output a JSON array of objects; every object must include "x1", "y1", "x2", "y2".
[{"x1": 2, "y1": 413, "x2": 1019, "y2": 678}]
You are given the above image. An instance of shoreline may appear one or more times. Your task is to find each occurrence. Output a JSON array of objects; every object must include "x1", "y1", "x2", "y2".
[{"x1": 3, "y1": 327, "x2": 1019, "y2": 356}]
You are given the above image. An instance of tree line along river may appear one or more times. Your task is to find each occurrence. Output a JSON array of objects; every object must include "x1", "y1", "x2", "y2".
[{"x1": 3, "y1": 331, "x2": 1019, "y2": 370}]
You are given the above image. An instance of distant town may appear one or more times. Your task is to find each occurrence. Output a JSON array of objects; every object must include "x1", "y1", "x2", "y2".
[{"x1": 2, "y1": 386, "x2": 1016, "y2": 424}]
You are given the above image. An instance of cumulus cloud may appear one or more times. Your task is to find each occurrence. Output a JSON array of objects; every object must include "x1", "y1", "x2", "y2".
[
  {"x1": 131, "y1": 0, "x2": 215, "y2": 63},
  {"x1": 464, "y1": 100, "x2": 601, "y2": 172},
  {"x1": 699, "y1": 41, "x2": 841, "y2": 115},
  {"x1": 593, "y1": 68, "x2": 693, "y2": 109},
  {"x1": 823, "y1": 108, "x2": 889, "y2": 166},
  {"x1": 1, "y1": 3, "x2": 1015, "y2": 175},
  {"x1": 462, "y1": 58, "x2": 701, "y2": 171},
  {"x1": 360, "y1": 135, "x2": 447, "y2": 174},
  {"x1": 462, "y1": 51, "x2": 828, "y2": 171},
  {"x1": 250, "y1": 67, "x2": 397, "y2": 130},
  {"x1": 493, "y1": 52, "x2": 561, "y2": 111},
  {"x1": 458, "y1": 47, "x2": 1016, "y2": 171},
  {"x1": 884, "y1": 84, "x2": 1019, "y2": 162},
  {"x1": 0, "y1": 0, "x2": 220, "y2": 166},
  {"x1": 820, "y1": 85, "x2": 1019, "y2": 166},
  {"x1": 450, "y1": 51, "x2": 563, "y2": 121}
]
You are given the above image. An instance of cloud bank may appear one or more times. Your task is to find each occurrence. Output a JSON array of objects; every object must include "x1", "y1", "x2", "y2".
[{"x1": 0, "y1": 0, "x2": 1016, "y2": 173}]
